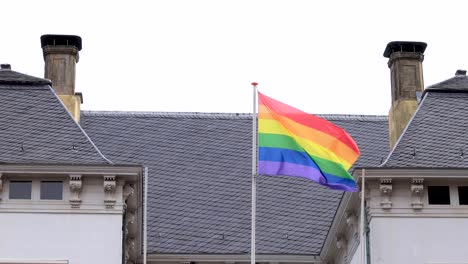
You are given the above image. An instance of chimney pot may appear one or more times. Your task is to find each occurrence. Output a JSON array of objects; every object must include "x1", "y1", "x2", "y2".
[
  {"x1": 0, "y1": 64, "x2": 11, "y2": 70},
  {"x1": 383, "y1": 41, "x2": 427, "y2": 58},
  {"x1": 40, "y1": 34, "x2": 82, "y2": 51},
  {"x1": 455, "y1": 69, "x2": 466, "y2": 76}
]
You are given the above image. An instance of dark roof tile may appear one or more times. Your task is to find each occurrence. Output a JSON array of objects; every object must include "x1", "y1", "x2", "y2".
[
  {"x1": 0, "y1": 84, "x2": 111, "y2": 164},
  {"x1": 0, "y1": 67, "x2": 51, "y2": 85},
  {"x1": 384, "y1": 90, "x2": 468, "y2": 167},
  {"x1": 425, "y1": 73, "x2": 468, "y2": 92},
  {"x1": 81, "y1": 111, "x2": 388, "y2": 255}
]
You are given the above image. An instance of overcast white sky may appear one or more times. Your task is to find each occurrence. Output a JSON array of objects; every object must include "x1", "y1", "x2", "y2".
[{"x1": 2, "y1": 1, "x2": 468, "y2": 115}]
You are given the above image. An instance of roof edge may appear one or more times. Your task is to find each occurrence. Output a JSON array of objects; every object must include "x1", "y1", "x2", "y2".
[
  {"x1": 49, "y1": 88, "x2": 114, "y2": 165},
  {"x1": 0, "y1": 69, "x2": 52, "y2": 85},
  {"x1": 82, "y1": 110, "x2": 253, "y2": 119},
  {"x1": 380, "y1": 93, "x2": 428, "y2": 167},
  {"x1": 424, "y1": 86, "x2": 468, "y2": 94},
  {"x1": 81, "y1": 110, "x2": 388, "y2": 121},
  {"x1": 424, "y1": 75, "x2": 468, "y2": 94}
]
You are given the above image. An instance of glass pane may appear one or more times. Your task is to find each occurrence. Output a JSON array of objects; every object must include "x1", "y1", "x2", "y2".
[
  {"x1": 40, "y1": 181, "x2": 63, "y2": 200},
  {"x1": 428, "y1": 186, "x2": 450, "y2": 205},
  {"x1": 458, "y1": 186, "x2": 468, "y2": 205},
  {"x1": 9, "y1": 181, "x2": 32, "y2": 199}
]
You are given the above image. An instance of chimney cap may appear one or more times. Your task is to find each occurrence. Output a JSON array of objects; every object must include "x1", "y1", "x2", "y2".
[
  {"x1": 456, "y1": 69, "x2": 467, "y2": 76},
  {"x1": 383, "y1": 41, "x2": 427, "y2": 58},
  {"x1": 40, "y1": 34, "x2": 82, "y2": 51},
  {"x1": 0, "y1": 64, "x2": 11, "y2": 70}
]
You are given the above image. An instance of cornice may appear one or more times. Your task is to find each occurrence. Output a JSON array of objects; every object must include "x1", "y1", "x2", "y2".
[
  {"x1": 0, "y1": 208, "x2": 124, "y2": 214},
  {"x1": 0, "y1": 260, "x2": 67, "y2": 264},
  {"x1": 353, "y1": 168, "x2": 468, "y2": 179},
  {"x1": 0, "y1": 164, "x2": 142, "y2": 177},
  {"x1": 147, "y1": 254, "x2": 323, "y2": 263}
]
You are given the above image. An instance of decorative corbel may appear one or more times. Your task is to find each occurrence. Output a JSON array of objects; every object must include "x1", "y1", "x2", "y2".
[
  {"x1": 380, "y1": 178, "x2": 393, "y2": 209},
  {"x1": 0, "y1": 173, "x2": 3, "y2": 201},
  {"x1": 123, "y1": 183, "x2": 135, "y2": 205},
  {"x1": 336, "y1": 234, "x2": 348, "y2": 262},
  {"x1": 411, "y1": 178, "x2": 424, "y2": 210},
  {"x1": 124, "y1": 209, "x2": 136, "y2": 236},
  {"x1": 125, "y1": 236, "x2": 136, "y2": 264},
  {"x1": 345, "y1": 211, "x2": 358, "y2": 240},
  {"x1": 69, "y1": 174, "x2": 82, "y2": 208},
  {"x1": 103, "y1": 175, "x2": 116, "y2": 208}
]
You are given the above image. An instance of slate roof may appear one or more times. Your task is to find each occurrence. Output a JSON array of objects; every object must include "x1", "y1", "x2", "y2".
[
  {"x1": 383, "y1": 72, "x2": 468, "y2": 167},
  {"x1": 0, "y1": 67, "x2": 111, "y2": 164},
  {"x1": 81, "y1": 111, "x2": 389, "y2": 255},
  {"x1": 0, "y1": 66, "x2": 52, "y2": 85}
]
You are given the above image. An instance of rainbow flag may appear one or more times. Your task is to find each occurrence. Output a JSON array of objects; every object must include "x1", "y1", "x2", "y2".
[{"x1": 258, "y1": 92, "x2": 360, "y2": 192}]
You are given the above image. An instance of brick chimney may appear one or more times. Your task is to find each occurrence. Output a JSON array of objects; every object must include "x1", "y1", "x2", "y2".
[
  {"x1": 384, "y1": 41, "x2": 427, "y2": 149},
  {"x1": 41, "y1": 34, "x2": 83, "y2": 122}
]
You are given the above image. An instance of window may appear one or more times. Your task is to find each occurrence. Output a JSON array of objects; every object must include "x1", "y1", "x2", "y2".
[
  {"x1": 40, "y1": 181, "x2": 63, "y2": 200},
  {"x1": 9, "y1": 181, "x2": 32, "y2": 199},
  {"x1": 428, "y1": 186, "x2": 450, "y2": 205},
  {"x1": 458, "y1": 186, "x2": 468, "y2": 205}
]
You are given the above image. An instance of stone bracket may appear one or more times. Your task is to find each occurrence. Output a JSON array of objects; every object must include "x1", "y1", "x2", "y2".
[
  {"x1": 0, "y1": 173, "x2": 3, "y2": 201},
  {"x1": 123, "y1": 182, "x2": 137, "y2": 264},
  {"x1": 336, "y1": 233, "x2": 348, "y2": 263},
  {"x1": 125, "y1": 236, "x2": 136, "y2": 264},
  {"x1": 103, "y1": 175, "x2": 116, "y2": 208},
  {"x1": 345, "y1": 210, "x2": 358, "y2": 240},
  {"x1": 411, "y1": 178, "x2": 424, "y2": 210},
  {"x1": 124, "y1": 209, "x2": 136, "y2": 236},
  {"x1": 123, "y1": 183, "x2": 135, "y2": 207},
  {"x1": 380, "y1": 178, "x2": 393, "y2": 209},
  {"x1": 69, "y1": 174, "x2": 82, "y2": 208}
]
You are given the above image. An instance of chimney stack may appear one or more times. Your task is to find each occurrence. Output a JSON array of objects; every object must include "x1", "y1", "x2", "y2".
[
  {"x1": 384, "y1": 41, "x2": 427, "y2": 149},
  {"x1": 41, "y1": 34, "x2": 83, "y2": 122}
]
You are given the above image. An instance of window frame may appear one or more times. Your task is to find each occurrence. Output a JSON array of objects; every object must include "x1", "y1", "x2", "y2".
[
  {"x1": 39, "y1": 181, "x2": 64, "y2": 201},
  {"x1": 5, "y1": 177, "x2": 67, "y2": 203},
  {"x1": 8, "y1": 180, "x2": 33, "y2": 200}
]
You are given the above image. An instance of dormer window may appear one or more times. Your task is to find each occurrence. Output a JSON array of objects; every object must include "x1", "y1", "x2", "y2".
[
  {"x1": 40, "y1": 181, "x2": 63, "y2": 200},
  {"x1": 9, "y1": 181, "x2": 32, "y2": 199}
]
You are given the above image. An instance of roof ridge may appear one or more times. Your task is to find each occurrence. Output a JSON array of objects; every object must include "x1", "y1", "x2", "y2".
[
  {"x1": 316, "y1": 114, "x2": 388, "y2": 121},
  {"x1": 0, "y1": 69, "x2": 51, "y2": 85},
  {"x1": 380, "y1": 92, "x2": 428, "y2": 167},
  {"x1": 49, "y1": 88, "x2": 113, "y2": 164},
  {"x1": 425, "y1": 75, "x2": 468, "y2": 93},
  {"x1": 426, "y1": 75, "x2": 461, "y2": 89},
  {"x1": 81, "y1": 110, "x2": 253, "y2": 119},
  {"x1": 0, "y1": 84, "x2": 51, "y2": 90},
  {"x1": 81, "y1": 110, "x2": 388, "y2": 121}
]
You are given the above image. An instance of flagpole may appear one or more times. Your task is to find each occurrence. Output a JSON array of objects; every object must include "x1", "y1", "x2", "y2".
[
  {"x1": 360, "y1": 168, "x2": 366, "y2": 264},
  {"x1": 251, "y1": 82, "x2": 258, "y2": 264}
]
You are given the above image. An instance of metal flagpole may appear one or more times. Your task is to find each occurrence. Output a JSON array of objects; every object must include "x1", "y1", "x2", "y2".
[
  {"x1": 360, "y1": 168, "x2": 366, "y2": 264},
  {"x1": 251, "y1": 82, "x2": 258, "y2": 264}
]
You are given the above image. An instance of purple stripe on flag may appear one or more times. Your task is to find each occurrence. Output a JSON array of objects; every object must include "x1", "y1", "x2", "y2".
[{"x1": 258, "y1": 161, "x2": 327, "y2": 185}]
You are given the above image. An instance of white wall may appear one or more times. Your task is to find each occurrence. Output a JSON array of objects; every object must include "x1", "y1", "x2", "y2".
[
  {"x1": 369, "y1": 217, "x2": 468, "y2": 264},
  {"x1": 0, "y1": 213, "x2": 123, "y2": 264},
  {"x1": 349, "y1": 242, "x2": 362, "y2": 264}
]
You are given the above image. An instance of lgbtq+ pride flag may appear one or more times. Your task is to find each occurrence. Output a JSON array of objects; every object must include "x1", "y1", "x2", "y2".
[{"x1": 257, "y1": 92, "x2": 360, "y2": 192}]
